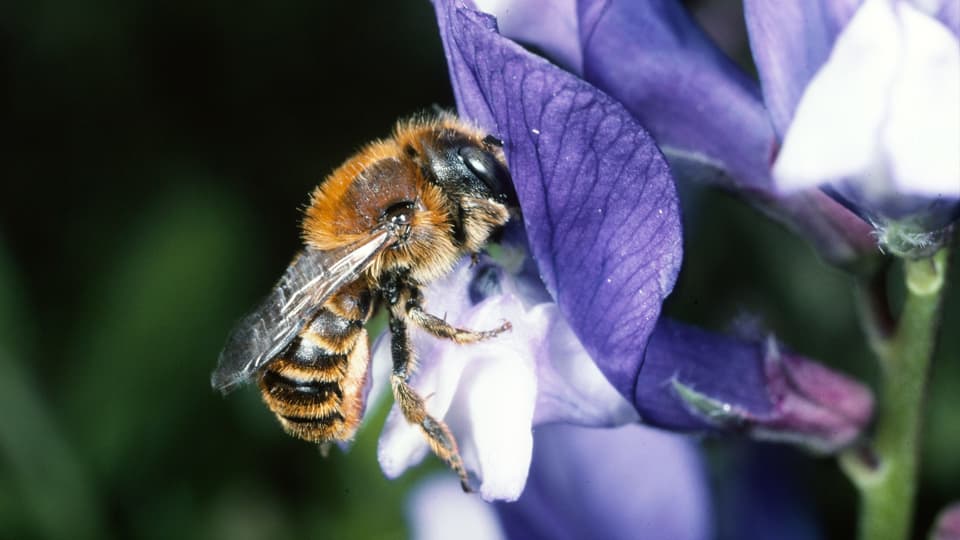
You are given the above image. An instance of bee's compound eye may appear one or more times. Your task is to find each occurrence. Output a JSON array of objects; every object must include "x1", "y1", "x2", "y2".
[
  {"x1": 384, "y1": 201, "x2": 415, "y2": 227},
  {"x1": 458, "y1": 146, "x2": 505, "y2": 196}
]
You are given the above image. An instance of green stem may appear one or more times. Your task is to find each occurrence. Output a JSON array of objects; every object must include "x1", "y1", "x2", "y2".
[{"x1": 850, "y1": 248, "x2": 950, "y2": 540}]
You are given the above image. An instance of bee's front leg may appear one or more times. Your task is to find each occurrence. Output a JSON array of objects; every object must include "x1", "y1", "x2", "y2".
[{"x1": 387, "y1": 311, "x2": 473, "y2": 492}]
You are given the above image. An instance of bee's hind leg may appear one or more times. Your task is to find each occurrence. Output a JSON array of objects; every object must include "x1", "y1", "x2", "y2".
[{"x1": 388, "y1": 314, "x2": 473, "y2": 492}]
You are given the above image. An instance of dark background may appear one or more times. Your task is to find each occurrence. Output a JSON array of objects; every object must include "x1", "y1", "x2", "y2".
[{"x1": 1, "y1": 1, "x2": 956, "y2": 538}]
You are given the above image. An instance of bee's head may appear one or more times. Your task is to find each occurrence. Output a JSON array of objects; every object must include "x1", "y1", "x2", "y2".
[{"x1": 410, "y1": 127, "x2": 514, "y2": 255}]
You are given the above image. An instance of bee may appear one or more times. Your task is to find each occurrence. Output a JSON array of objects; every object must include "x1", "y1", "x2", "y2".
[{"x1": 211, "y1": 112, "x2": 515, "y2": 490}]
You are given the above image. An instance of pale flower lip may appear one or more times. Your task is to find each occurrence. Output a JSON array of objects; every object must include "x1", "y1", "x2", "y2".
[{"x1": 771, "y1": 0, "x2": 960, "y2": 227}]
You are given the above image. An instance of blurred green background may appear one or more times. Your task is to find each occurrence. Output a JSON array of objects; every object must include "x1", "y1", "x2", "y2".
[{"x1": 0, "y1": 1, "x2": 956, "y2": 539}]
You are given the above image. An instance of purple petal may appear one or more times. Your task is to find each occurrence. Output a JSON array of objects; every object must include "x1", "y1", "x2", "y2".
[
  {"x1": 743, "y1": 0, "x2": 862, "y2": 137},
  {"x1": 635, "y1": 320, "x2": 873, "y2": 453},
  {"x1": 435, "y1": 0, "x2": 497, "y2": 133},
  {"x1": 496, "y1": 424, "x2": 712, "y2": 540},
  {"x1": 578, "y1": 0, "x2": 775, "y2": 189},
  {"x1": 434, "y1": 0, "x2": 683, "y2": 399}
]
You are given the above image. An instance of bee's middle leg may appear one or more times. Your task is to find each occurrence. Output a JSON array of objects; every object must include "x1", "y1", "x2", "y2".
[
  {"x1": 388, "y1": 315, "x2": 472, "y2": 491},
  {"x1": 405, "y1": 290, "x2": 511, "y2": 344}
]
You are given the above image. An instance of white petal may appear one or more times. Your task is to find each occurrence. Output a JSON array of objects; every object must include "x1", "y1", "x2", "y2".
[
  {"x1": 448, "y1": 296, "x2": 539, "y2": 502},
  {"x1": 407, "y1": 474, "x2": 506, "y2": 540},
  {"x1": 458, "y1": 355, "x2": 536, "y2": 502},
  {"x1": 883, "y1": 2, "x2": 960, "y2": 197},
  {"x1": 773, "y1": 0, "x2": 901, "y2": 191},
  {"x1": 378, "y1": 408, "x2": 430, "y2": 478}
]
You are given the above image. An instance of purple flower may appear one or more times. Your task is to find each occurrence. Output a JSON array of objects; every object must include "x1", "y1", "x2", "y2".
[
  {"x1": 406, "y1": 424, "x2": 712, "y2": 540},
  {"x1": 482, "y1": 0, "x2": 959, "y2": 259},
  {"x1": 756, "y1": 0, "x2": 960, "y2": 233},
  {"x1": 371, "y1": 0, "x2": 875, "y2": 502}
]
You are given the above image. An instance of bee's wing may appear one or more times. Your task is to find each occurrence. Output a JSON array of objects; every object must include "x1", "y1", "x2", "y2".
[{"x1": 211, "y1": 230, "x2": 393, "y2": 393}]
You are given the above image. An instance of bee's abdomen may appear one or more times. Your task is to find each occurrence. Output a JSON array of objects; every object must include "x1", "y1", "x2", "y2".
[{"x1": 258, "y1": 291, "x2": 372, "y2": 443}]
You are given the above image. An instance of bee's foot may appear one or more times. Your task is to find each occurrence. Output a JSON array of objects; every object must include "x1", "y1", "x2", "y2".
[{"x1": 460, "y1": 470, "x2": 480, "y2": 493}]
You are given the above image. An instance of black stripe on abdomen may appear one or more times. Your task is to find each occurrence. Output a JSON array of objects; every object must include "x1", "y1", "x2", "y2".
[
  {"x1": 262, "y1": 370, "x2": 343, "y2": 404},
  {"x1": 280, "y1": 412, "x2": 345, "y2": 425},
  {"x1": 293, "y1": 342, "x2": 348, "y2": 369}
]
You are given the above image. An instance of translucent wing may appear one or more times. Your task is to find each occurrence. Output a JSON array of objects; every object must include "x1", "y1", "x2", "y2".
[{"x1": 211, "y1": 230, "x2": 393, "y2": 393}]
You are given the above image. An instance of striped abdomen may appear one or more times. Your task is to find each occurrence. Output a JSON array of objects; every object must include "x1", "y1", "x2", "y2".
[{"x1": 258, "y1": 280, "x2": 373, "y2": 443}]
